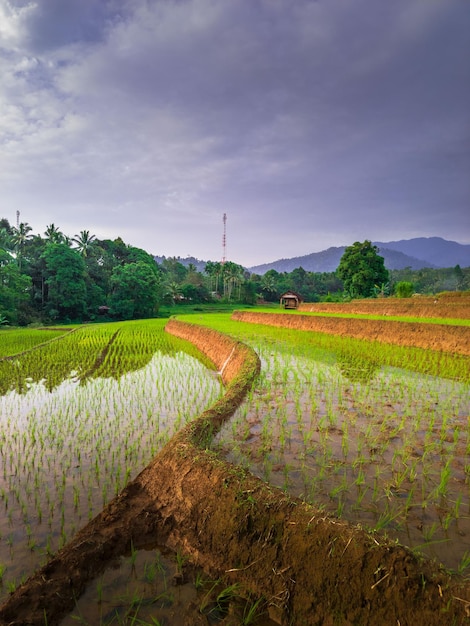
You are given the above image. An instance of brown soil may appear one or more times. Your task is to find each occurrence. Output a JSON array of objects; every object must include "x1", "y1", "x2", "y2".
[
  {"x1": 298, "y1": 294, "x2": 470, "y2": 319},
  {"x1": 233, "y1": 310, "x2": 470, "y2": 356},
  {"x1": 1, "y1": 318, "x2": 470, "y2": 625}
]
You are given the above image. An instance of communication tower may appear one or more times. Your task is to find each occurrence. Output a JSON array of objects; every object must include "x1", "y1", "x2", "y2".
[
  {"x1": 222, "y1": 213, "x2": 227, "y2": 264},
  {"x1": 16, "y1": 210, "x2": 20, "y2": 228}
]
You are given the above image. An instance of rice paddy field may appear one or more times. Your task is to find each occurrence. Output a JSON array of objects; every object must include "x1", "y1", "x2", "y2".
[
  {"x1": 182, "y1": 313, "x2": 470, "y2": 575},
  {"x1": 0, "y1": 307, "x2": 469, "y2": 625},
  {"x1": 0, "y1": 320, "x2": 224, "y2": 613}
]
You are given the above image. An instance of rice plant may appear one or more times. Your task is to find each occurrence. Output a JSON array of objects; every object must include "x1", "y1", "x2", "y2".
[
  {"x1": 193, "y1": 313, "x2": 470, "y2": 574},
  {"x1": 0, "y1": 319, "x2": 223, "y2": 602}
]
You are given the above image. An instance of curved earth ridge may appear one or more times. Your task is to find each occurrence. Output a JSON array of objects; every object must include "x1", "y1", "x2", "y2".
[{"x1": 0, "y1": 319, "x2": 469, "y2": 625}]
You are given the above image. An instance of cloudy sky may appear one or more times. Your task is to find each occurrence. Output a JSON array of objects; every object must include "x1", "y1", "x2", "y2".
[{"x1": 1, "y1": 0, "x2": 469, "y2": 267}]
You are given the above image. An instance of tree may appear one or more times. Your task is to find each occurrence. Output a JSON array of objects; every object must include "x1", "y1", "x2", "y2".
[
  {"x1": 41, "y1": 244, "x2": 87, "y2": 320},
  {"x1": 289, "y1": 267, "x2": 307, "y2": 293},
  {"x1": 260, "y1": 270, "x2": 280, "y2": 301},
  {"x1": 220, "y1": 261, "x2": 244, "y2": 300},
  {"x1": 0, "y1": 249, "x2": 32, "y2": 324},
  {"x1": 0, "y1": 220, "x2": 15, "y2": 252},
  {"x1": 44, "y1": 224, "x2": 65, "y2": 244},
  {"x1": 337, "y1": 240, "x2": 389, "y2": 298},
  {"x1": 0, "y1": 218, "x2": 13, "y2": 233},
  {"x1": 204, "y1": 261, "x2": 221, "y2": 294},
  {"x1": 161, "y1": 258, "x2": 188, "y2": 284},
  {"x1": 72, "y1": 230, "x2": 97, "y2": 257},
  {"x1": 164, "y1": 281, "x2": 183, "y2": 305},
  {"x1": 12, "y1": 222, "x2": 33, "y2": 270},
  {"x1": 109, "y1": 261, "x2": 160, "y2": 319}
]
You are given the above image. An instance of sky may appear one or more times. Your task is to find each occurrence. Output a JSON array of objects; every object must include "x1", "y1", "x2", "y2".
[{"x1": 1, "y1": 0, "x2": 469, "y2": 268}]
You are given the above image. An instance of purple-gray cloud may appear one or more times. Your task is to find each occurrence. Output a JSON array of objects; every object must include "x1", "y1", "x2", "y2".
[{"x1": 1, "y1": 0, "x2": 469, "y2": 266}]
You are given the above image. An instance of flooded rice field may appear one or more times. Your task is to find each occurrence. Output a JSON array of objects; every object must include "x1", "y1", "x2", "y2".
[
  {"x1": 1, "y1": 315, "x2": 469, "y2": 624},
  {"x1": 0, "y1": 326, "x2": 223, "y2": 607},
  {"x1": 214, "y1": 341, "x2": 470, "y2": 574}
]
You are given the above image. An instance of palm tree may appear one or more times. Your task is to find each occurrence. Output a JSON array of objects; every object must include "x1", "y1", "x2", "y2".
[
  {"x1": 12, "y1": 222, "x2": 33, "y2": 270},
  {"x1": 44, "y1": 223, "x2": 64, "y2": 244},
  {"x1": 221, "y1": 261, "x2": 244, "y2": 300},
  {"x1": 72, "y1": 230, "x2": 96, "y2": 257},
  {"x1": 165, "y1": 281, "x2": 183, "y2": 305},
  {"x1": 205, "y1": 261, "x2": 223, "y2": 295}
]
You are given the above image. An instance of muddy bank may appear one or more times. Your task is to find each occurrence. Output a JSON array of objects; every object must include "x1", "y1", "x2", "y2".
[
  {"x1": 1, "y1": 319, "x2": 469, "y2": 625},
  {"x1": 233, "y1": 310, "x2": 470, "y2": 356},
  {"x1": 298, "y1": 295, "x2": 470, "y2": 319}
]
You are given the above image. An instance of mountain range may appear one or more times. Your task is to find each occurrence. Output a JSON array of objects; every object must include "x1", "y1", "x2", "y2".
[
  {"x1": 248, "y1": 237, "x2": 470, "y2": 275},
  {"x1": 155, "y1": 237, "x2": 470, "y2": 275}
]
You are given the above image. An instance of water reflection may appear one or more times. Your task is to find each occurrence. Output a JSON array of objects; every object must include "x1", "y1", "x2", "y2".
[{"x1": 0, "y1": 324, "x2": 203, "y2": 396}]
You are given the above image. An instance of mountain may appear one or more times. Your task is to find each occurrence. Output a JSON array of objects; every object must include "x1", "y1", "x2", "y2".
[
  {"x1": 373, "y1": 237, "x2": 470, "y2": 268},
  {"x1": 248, "y1": 238, "x2": 470, "y2": 275},
  {"x1": 154, "y1": 238, "x2": 470, "y2": 275}
]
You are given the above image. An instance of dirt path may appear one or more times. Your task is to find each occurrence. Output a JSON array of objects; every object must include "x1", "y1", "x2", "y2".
[{"x1": 1, "y1": 319, "x2": 469, "y2": 625}]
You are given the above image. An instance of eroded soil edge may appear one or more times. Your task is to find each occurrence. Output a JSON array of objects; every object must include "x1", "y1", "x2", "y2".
[{"x1": 0, "y1": 318, "x2": 469, "y2": 625}]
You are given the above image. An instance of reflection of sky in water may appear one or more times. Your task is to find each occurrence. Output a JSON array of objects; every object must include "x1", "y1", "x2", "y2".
[{"x1": 1, "y1": 352, "x2": 223, "y2": 430}]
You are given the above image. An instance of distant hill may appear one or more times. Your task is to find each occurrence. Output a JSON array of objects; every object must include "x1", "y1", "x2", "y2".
[
  {"x1": 373, "y1": 237, "x2": 470, "y2": 268},
  {"x1": 154, "y1": 238, "x2": 470, "y2": 276},
  {"x1": 153, "y1": 255, "x2": 207, "y2": 273},
  {"x1": 248, "y1": 238, "x2": 470, "y2": 275}
]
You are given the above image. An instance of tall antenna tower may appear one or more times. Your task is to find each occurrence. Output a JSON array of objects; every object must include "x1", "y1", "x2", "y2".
[
  {"x1": 16, "y1": 210, "x2": 20, "y2": 228},
  {"x1": 221, "y1": 213, "x2": 227, "y2": 264}
]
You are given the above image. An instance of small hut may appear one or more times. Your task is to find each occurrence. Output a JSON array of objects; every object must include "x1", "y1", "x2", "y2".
[{"x1": 280, "y1": 291, "x2": 303, "y2": 309}]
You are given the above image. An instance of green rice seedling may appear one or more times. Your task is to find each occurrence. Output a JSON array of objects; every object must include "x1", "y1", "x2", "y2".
[
  {"x1": 456, "y1": 551, "x2": 470, "y2": 575},
  {"x1": 6, "y1": 580, "x2": 16, "y2": 594},
  {"x1": 201, "y1": 312, "x2": 470, "y2": 573},
  {"x1": 0, "y1": 328, "x2": 69, "y2": 358},
  {"x1": 436, "y1": 460, "x2": 452, "y2": 499},
  {"x1": 240, "y1": 596, "x2": 266, "y2": 625},
  {"x1": 0, "y1": 319, "x2": 223, "y2": 604}
]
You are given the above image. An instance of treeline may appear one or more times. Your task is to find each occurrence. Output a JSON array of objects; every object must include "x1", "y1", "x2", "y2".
[{"x1": 1, "y1": 218, "x2": 468, "y2": 326}]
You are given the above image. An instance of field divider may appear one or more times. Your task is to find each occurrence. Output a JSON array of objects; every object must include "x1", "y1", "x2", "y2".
[
  {"x1": 0, "y1": 327, "x2": 77, "y2": 362},
  {"x1": 232, "y1": 310, "x2": 470, "y2": 356},
  {"x1": 1, "y1": 318, "x2": 469, "y2": 625}
]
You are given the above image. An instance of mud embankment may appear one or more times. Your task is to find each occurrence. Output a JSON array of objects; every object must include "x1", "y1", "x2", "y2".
[
  {"x1": 298, "y1": 295, "x2": 470, "y2": 319},
  {"x1": 233, "y1": 310, "x2": 470, "y2": 356},
  {"x1": 1, "y1": 319, "x2": 469, "y2": 625}
]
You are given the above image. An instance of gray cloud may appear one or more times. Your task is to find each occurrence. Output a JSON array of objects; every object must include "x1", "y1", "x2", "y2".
[{"x1": 0, "y1": 0, "x2": 468, "y2": 265}]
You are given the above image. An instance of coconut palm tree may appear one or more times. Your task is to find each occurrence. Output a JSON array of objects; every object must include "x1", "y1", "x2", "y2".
[
  {"x1": 12, "y1": 222, "x2": 33, "y2": 270},
  {"x1": 221, "y1": 261, "x2": 244, "y2": 300},
  {"x1": 165, "y1": 281, "x2": 183, "y2": 305},
  {"x1": 44, "y1": 223, "x2": 65, "y2": 244},
  {"x1": 72, "y1": 230, "x2": 97, "y2": 257}
]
